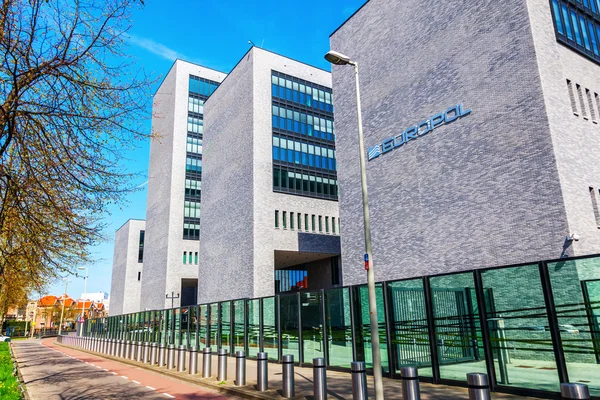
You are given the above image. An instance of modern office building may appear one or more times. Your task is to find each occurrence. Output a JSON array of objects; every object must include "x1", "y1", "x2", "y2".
[
  {"x1": 109, "y1": 219, "x2": 145, "y2": 315},
  {"x1": 138, "y1": 60, "x2": 227, "y2": 310},
  {"x1": 330, "y1": 0, "x2": 600, "y2": 285},
  {"x1": 198, "y1": 47, "x2": 341, "y2": 303}
]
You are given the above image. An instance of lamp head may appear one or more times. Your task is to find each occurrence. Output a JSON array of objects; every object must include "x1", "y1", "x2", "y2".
[{"x1": 324, "y1": 50, "x2": 352, "y2": 65}]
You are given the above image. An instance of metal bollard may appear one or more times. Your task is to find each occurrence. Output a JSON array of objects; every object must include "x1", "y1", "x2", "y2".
[
  {"x1": 178, "y1": 345, "x2": 187, "y2": 372},
  {"x1": 351, "y1": 361, "x2": 367, "y2": 400},
  {"x1": 136, "y1": 342, "x2": 143, "y2": 362},
  {"x1": 167, "y1": 344, "x2": 175, "y2": 369},
  {"x1": 158, "y1": 343, "x2": 166, "y2": 367},
  {"x1": 561, "y1": 383, "x2": 591, "y2": 399},
  {"x1": 142, "y1": 342, "x2": 150, "y2": 363},
  {"x1": 188, "y1": 346, "x2": 198, "y2": 375},
  {"x1": 150, "y1": 343, "x2": 158, "y2": 365},
  {"x1": 217, "y1": 349, "x2": 228, "y2": 381},
  {"x1": 401, "y1": 367, "x2": 421, "y2": 400},
  {"x1": 202, "y1": 348, "x2": 212, "y2": 378},
  {"x1": 119, "y1": 340, "x2": 125, "y2": 358},
  {"x1": 126, "y1": 340, "x2": 132, "y2": 359},
  {"x1": 109, "y1": 339, "x2": 115, "y2": 356},
  {"x1": 313, "y1": 358, "x2": 327, "y2": 400},
  {"x1": 282, "y1": 354, "x2": 295, "y2": 398},
  {"x1": 467, "y1": 373, "x2": 490, "y2": 400},
  {"x1": 256, "y1": 352, "x2": 268, "y2": 391},
  {"x1": 235, "y1": 351, "x2": 246, "y2": 386}
]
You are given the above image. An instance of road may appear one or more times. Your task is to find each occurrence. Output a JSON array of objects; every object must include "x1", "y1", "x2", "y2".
[{"x1": 11, "y1": 338, "x2": 237, "y2": 400}]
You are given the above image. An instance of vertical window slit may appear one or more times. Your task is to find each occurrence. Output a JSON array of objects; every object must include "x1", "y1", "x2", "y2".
[
  {"x1": 587, "y1": 89, "x2": 597, "y2": 122},
  {"x1": 590, "y1": 187, "x2": 600, "y2": 227},
  {"x1": 577, "y1": 83, "x2": 588, "y2": 118},
  {"x1": 567, "y1": 80, "x2": 578, "y2": 115}
]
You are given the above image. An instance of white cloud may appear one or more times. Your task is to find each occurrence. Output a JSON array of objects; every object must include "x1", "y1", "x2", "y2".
[{"x1": 127, "y1": 34, "x2": 195, "y2": 62}]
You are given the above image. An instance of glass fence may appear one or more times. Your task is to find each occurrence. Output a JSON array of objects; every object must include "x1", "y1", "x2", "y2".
[{"x1": 83, "y1": 255, "x2": 600, "y2": 397}]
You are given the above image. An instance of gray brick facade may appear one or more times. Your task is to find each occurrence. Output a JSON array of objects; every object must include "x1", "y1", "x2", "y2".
[{"x1": 329, "y1": 0, "x2": 599, "y2": 286}]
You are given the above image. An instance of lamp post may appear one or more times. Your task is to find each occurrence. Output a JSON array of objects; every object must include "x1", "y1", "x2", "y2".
[
  {"x1": 324, "y1": 50, "x2": 384, "y2": 400},
  {"x1": 58, "y1": 278, "x2": 68, "y2": 336},
  {"x1": 78, "y1": 266, "x2": 88, "y2": 333}
]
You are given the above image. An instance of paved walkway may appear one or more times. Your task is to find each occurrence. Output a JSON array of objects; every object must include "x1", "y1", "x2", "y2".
[
  {"x1": 11, "y1": 338, "x2": 238, "y2": 400},
  {"x1": 53, "y1": 339, "x2": 547, "y2": 399}
]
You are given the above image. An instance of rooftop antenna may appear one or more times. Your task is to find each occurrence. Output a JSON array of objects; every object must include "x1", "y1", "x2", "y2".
[
  {"x1": 248, "y1": 39, "x2": 256, "y2": 47},
  {"x1": 260, "y1": 39, "x2": 265, "y2": 48}
]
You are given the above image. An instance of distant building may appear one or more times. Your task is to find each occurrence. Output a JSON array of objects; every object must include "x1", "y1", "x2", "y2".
[{"x1": 80, "y1": 292, "x2": 108, "y2": 303}]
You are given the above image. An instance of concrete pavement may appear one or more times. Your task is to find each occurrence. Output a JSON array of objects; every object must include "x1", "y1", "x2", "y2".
[{"x1": 11, "y1": 338, "x2": 238, "y2": 400}]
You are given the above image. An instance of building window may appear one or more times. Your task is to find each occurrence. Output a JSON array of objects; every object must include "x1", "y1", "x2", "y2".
[
  {"x1": 297, "y1": 213, "x2": 302, "y2": 231},
  {"x1": 183, "y1": 251, "x2": 187, "y2": 264},
  {"x1": 590, "y1": 187, "x2": 600, "y2": 227},
  {"x1": 188, "y1": 252, "x2": 193, "y2": 264},
  {"x1": 325, "y1": 216, "x2": 329, "y2": 233},
  {"x1": 184, "y1": 201, "x2": 201, "y2": 218},
  {"x1": 551, "y1": 0, "x2": 600, "y2": 65},
  {"x1": 332, "y1": 217, "x2": 336, "y2": 234},
  {"x1": 319, "y1": 216, "x2": 323, "y2": 232},
  {"x1": 195, "y1": 252, "x2": 199, "y2": 265},
  {"x1": 311, "y1": 215, "x2": 316, "y2": 232},
  {"x1": 304, "y1": 214, "x2": 309, "y2": 231},
  {"x1": 587, "y1": 89, "x2": 598, "y2": 122},
  {"x1": 138, "y1": 230, "x2": 145, "y2": 263},
  {"x1": 290, "y1": 212, "x2": 294, "y2": 230},
  {"x1": 283, "y1": 211, "x2": 287, "y2": 229},
  {"x1": 577, "y1": 84, "x2": 588, "y2": 119},
  {"x1": 567, "y1": 79, "x2": 578, "y2": 114},
  {"x1": 189, "y1": 75, "x2": 220, "y2": 97},
  {"x1": 138, "y1": 271, "x2": 141, "y2": 281},
  {"x1": 275, "y1": 210, "x2": 279, "y2": 228},
  {"x1": 183, "y1": 222, "x2": 200, "y2": 240},
  {"x1": 186, "y1": 155, "x2": 202, "y2": 173}
]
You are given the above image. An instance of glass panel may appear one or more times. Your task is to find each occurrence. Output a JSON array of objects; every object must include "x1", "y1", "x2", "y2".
[
  {"x1": 180, "y1": 307, "x2": 189, "y2": 347},
  {"x1": 248, "y1": 299, "x2": 260, "y2": 357},
  {"x1": 199, "y1": 304, "x2": 208, "y2": 347},
  {"x1": 388, "y1": 279, "x2": 432, "y2": 376},
  {"x1": 325, "y1": 287, "x2": 353, "y2": 367},
  {"x1": 548, "y1": 257, "x2": 600, "y2": 397},
  {"x1": 430, "y1": 273, "x2": 485, "y2": 381},
  {"x1": 481, "y1": 264, "x2": 559, "y2": 392},
  {"x1": 301, "y1": 291, "x2": 324, "y2": 363},
  {"x1": 189, "y1": 306, "x2": 198, "y2": 348},
  {"x1": 209, "y1": 303, "x2": 219, "y2": 351},
  {"x1": 220, "y1": 302, "x2": 231, "y2": 350},
  {"x1": 263, "y1": 297, "x2": 279, "y2": 360},
  {"x1": 355, "y1": 284, "x2": 389, "y2": 373},
  {"x1": 280, "y1": 294, "x2": 300, "y2": 361},
  {"x1": 233, "y1": 300, "x2": 245, "y2": 353}
]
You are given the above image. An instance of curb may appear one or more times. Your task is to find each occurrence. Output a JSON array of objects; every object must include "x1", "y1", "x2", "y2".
[
  {"x1": 54, "y1": 342, "x2": 306, "y2": 400},
  {"x1": 9, "y1": 342, "x2": 32, "y2": 400}
]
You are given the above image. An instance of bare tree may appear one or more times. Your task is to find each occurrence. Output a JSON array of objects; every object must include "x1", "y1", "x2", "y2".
[{"x1": 0, "y1": 0, "x2": 153, "y2": 293}]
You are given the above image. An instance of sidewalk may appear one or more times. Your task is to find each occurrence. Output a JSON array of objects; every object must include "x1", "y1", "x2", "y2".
[{"x1": 54, "y1": 341, "x2": 545, "y2": 399}]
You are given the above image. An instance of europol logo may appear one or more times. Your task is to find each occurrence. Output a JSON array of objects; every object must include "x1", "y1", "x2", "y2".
[{"x1": 367, "y1": 104, "x2": 471, "y2": 161}]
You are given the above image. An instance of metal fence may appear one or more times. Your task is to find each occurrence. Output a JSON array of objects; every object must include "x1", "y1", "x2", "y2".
[{"x1": 82, "y1": 253, "x2": 600, "y2": 399}]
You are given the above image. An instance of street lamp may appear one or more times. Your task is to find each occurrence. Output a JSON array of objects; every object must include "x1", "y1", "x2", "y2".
[
  {"x1": 78, "y1": 266, "x2": 88, "y2": 330},
  {"x1": 58, "y1": 278, "x2": 68, "y2": 335},
  {"x1": 324, "y1": 50, "x2": 384, "y2": 400}
]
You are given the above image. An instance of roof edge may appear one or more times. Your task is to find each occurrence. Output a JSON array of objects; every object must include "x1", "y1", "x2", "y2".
[{"x1": 330, "y1": 0, "x2": 371, "y2": 38}]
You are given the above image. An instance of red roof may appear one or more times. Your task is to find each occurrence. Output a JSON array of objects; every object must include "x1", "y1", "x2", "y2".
[
  {"x1": 76, "y1": 300, "x2": 94, "y2": 309},
  {"x1": 39, "y1": 295, "x2": 58, "y2": 307}
]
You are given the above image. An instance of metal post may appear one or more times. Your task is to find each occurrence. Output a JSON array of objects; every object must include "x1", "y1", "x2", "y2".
[
  {"x1": 119, "y1": 339, "x2": 125, "y2": 358},
  {"x1": 257, "y1": 352, "x2": 268, "y2": 391},
  {"x1": 178, "y1": 345, "x2": 186, "y2": 372},
  {"x1": 125, "y1": 340, "x2": 131, "y2": 359},
  {"x1": 217, "y1": 348, "x2": 227, "y2": 381},
  {"x1": 351, "y1": 361, "x2": 368, "y2": 400},
  {"x1": 136, "y1": 342, "x2": 143, "y2": 362},
  {"x1": 235, "y1": 350, "x2": 246, "y2": 386},
  {"x1": 158, "y1": 343, "x2": 166, "y2": 367},
  {"x1": 467, "y1": 373, "x2": 491, "y2": 400},
  {"x1": 189, "y1": 346, "x2": 198, "y2": 375},
  {"x1": 313, "y1": 357, "x2": 327, "y2": 400},
  {"x1": 282, "y1": 355, "x2": 295, "y2": 398},
  {"x1": 561, "y1": 383, "x2": 591, "y2": 399},
  {"x1": 401, "y1": 367, "x2": 420, "y2": 400},
  {"x1": 142, "y1": 342, "x2": 150, "y2": 363},
  {"x1": 202, "y1": 347, "x2": 212, "y2": 378},
  {"x1": 150, "y1": 342, "x2": 158, "y2": 365},
  {"x1": 167, "y1": 344, "x2": 175, "y2": 369}
]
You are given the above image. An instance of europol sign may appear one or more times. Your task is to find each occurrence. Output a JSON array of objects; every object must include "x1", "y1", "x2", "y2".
[{"x1": 367, "y1": 104, "x2": 472, "y2": 161}]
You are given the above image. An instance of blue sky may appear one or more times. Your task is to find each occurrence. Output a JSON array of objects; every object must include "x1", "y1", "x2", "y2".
[{"x1": 47, "y1": 0, "x2": 365, "y2": 300}]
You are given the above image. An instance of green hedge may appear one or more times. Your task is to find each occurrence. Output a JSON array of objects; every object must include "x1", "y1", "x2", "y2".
[{"x1": 0, "y1": 343, "x2": 21, "y2": 400}]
